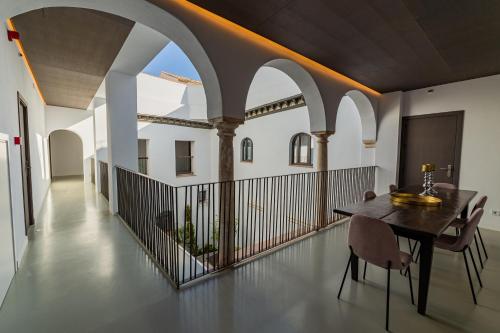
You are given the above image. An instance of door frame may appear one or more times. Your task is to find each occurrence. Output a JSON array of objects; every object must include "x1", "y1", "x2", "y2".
[
  {"x1": 17, "y1": 92, "x2": 35, "y2": 234},
  {"x1": 398, "y1": 110, "x2": 464, "y2": 187},
  {"x1": 0, "y1": 132, "x2": 17, "y2": 270}
]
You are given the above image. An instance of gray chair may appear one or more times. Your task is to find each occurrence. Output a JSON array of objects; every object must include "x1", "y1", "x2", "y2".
[
  {"x1": 435, "y1": 208, "x2": 484, "y2": 304},
  {"x1": 449, "y1": 196, "x2": 488, "y2": 267},
  {"x1": 338, "y1": 214, "x2": 414, "y2": 331},
  {"x1": 363, "y1": 190, "x2": 376, "y2": 201}
]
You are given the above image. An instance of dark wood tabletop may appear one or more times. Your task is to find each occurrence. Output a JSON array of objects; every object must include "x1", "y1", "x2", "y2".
[{"x1": 334, "y1": 185, "x2": 477, "y2": 237}]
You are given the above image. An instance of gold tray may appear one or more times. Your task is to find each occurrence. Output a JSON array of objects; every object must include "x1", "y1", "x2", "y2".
[{"x1": 390, "y1": 192, "x2": 442, "y2": 206}]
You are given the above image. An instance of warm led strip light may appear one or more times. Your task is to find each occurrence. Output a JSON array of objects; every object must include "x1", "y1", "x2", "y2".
[
  {"x1": 6, "y1": 19, "x2": 46, "y2": 104},
  {"x1": 176, "y1": 0, "x2": 381, "y2": 96}
]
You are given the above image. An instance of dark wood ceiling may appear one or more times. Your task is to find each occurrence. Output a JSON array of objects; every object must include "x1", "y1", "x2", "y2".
[
  {"x1": 189, "y1": 0, "x2": 500, "y2": 92},
  {"x1": 12, "y1": 8, "x2": 134, "y2": 109}
]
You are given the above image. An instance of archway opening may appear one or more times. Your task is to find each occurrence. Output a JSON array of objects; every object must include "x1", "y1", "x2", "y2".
[
  {"x1": 48, "y1": 130, "x2": 84, "y2": 179},
  {"x1": 237, "y1": 65, "x2": 320, "y2": 178},
  {"x1": 330, "y1": 91, "x2": 377, "y2": 169}
]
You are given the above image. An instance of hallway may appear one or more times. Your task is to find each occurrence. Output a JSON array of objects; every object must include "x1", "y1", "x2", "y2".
[
  {"x1": 1, "y1": 178, "x2": 500, "y2": 332},
  {"x1": 0, "y1": 178, "x2": 175, "y2": 332}
]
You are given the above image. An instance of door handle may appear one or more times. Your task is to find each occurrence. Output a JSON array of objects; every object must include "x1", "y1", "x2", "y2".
[{"x1": 439, "y1": 164, "x2": 453, "y2": 178}]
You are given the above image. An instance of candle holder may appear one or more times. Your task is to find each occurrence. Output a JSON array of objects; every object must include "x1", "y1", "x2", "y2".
[{"x1": 420, "y1": 163, "x2": 437, "y2": 196}]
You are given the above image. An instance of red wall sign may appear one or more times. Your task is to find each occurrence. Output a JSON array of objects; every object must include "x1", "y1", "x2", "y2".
[{"x1": 14, "y1": 136, "x2": 21, "y2": 145}]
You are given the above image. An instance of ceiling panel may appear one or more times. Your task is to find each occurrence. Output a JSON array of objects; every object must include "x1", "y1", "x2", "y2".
[
  {"x1": 185, "y1": 0, "x2": 500, "y2": 92},
  {"x1": 12, "y1": 8, "x2": 134, "y2": 109}
]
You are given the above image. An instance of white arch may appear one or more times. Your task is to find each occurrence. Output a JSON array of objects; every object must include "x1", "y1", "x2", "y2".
[
  {"x1": 2, "y1": 0, "x2": 223, "y2": 119},
  {"x1": 344, "y1": 90, "x2": 377, "y2": 146},
  {"x1": 260, "y1": 59, "x2": 327, "y2": 133},
  {"x1": 48, "y1": 129, "x2": 84, "y2": 177}
]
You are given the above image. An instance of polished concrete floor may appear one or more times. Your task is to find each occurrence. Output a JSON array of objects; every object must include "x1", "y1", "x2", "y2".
[{"x1": 1, "y1": 177, "x2": 500, "y2": 332}]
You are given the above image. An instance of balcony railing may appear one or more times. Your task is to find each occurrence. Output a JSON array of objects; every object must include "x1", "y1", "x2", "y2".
[
  {"x1": 116, "y1": 166, "x2": 375, "y2": 288},
  {"x1": 99, "y1": 161, "x2": 109, "y2": 201}
]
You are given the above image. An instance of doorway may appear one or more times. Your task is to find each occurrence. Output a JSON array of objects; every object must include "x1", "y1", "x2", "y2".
[
  {"x1": 18, "y1": 94, "x2": 34, "y2": 233},
  {"x1": 399, "y1": 111, "x2": 464, "y2": 187},
  {"x1": 0, "y1": 134, "x2": 16, "y2": 307},
  {"x1": 48, "y1": 130, "x2": 84, "y2": 179}
]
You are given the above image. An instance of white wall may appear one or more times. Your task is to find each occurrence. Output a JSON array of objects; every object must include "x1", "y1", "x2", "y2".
[
  {"x1": 45, "y1": 105, "x2": 95, "y2": 181},
  {"x1": 375, "y1": 92, "x2": 402, "y2": 194},
  {"x1": 245, "y1": 67, "x2": 301, "y2": 109},
  {"x1": 330, "y1": 97, "x2": 366, "y2": 169},
  {"x1": 137, "y1": 73, "x2": 207, "y2": 120},
  {"x1": 49, "y1": 130, "x2": 83, "y2": 177},
  {"x1": 235, "y1": 107, "x2": 313, "y2": 179},
  {"x1": 138, "y1": 122, "x2": 214, "y2": 186},
  {"x1": 402, "y1": 75, "x2": 500, "y2": 231},
  {"x1": 0, "y1": 23, "x2": 50, "y2": 265}
]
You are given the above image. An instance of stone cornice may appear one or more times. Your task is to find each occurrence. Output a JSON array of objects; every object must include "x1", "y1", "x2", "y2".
[
  {"x1": 137, "y1": 94, "x2": 307, "y2": 129},
  {"x1": 137, "y1": 114, "x2": 213, "y2": 129},
  {"x1": 245, "y1": 94, "x2": 306, "y2": 120}
]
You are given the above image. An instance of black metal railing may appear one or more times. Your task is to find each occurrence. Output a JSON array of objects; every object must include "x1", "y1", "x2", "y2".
[
  {"x1": 138, "y1": 157, "x2": 148, "y2": 175},
  {"x1": 116, "y1": 166, "x2": 375, "y2": 287},
  {"x1": 99, "y1": 161, "x2": 109, "y2": 200}
]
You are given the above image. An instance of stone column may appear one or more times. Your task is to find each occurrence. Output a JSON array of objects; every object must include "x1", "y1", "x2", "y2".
[
  {"x1": 213, "y1": 118, "x2": 241, "y2": 267},
  {"x1": 105, "y1": 71, "x2": 139, "y2": 213},
  {"x1": 313, "y1": 131, "x2": 333, "y2": 228}
]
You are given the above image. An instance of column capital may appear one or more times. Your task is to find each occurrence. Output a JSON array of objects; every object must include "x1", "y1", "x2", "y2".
[
  {"x1": 211, "y1": 116, "x2": 243, "y2": 137},
  {"x1": 311, "y1": 130, "x2": 334, "y2": 143},
  {"x1": 362, "y1": 139, "x2": 376, "y2": 148}
]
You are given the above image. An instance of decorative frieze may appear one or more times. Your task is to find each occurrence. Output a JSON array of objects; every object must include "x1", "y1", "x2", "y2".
[
  {"x1": 137, "y1": 94, "x2": 307, "y2": 128},
  {"x1": 137, "y1": 114, "x2": 213, "y2": 129},
  {"x1": 245, "y1": 94, "x2": 306, "y2": 120}
]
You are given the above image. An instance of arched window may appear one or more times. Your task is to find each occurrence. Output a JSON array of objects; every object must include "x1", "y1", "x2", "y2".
[
  {"x1": 241, "y1": 138, "x2": 253, "y2": 162},
  {"x1": 290, "y1": 133, "x2": 312, "y2": 166}
]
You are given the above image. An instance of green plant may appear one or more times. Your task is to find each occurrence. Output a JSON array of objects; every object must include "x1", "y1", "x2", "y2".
[{"x1": 177, "y1": 205, "x2": 198, "y2": 254}]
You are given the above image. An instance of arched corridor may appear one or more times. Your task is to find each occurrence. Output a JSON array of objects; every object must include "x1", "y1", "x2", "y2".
[{"x1": 48, "y1": 130, "x2": 84, "y2": 178}]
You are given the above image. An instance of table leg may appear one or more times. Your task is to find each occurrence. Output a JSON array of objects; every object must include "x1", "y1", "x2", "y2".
[
  {"x1": 350, "y1": 253, "x2": 359, "y2": 281},
  {"x1": 461, "y1": 203, "x2": 469, "y2": 219},
  {"x1": 418, "y1": 236, "x2": 434, "y2": 315}
]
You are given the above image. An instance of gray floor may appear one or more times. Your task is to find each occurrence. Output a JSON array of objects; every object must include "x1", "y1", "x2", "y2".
[{"x1": 1, "y1": 177, "x2": 500, "y2": 332}]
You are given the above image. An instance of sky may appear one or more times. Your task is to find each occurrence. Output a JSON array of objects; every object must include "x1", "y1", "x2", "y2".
[{"x1": 142, "y1": 42, "x2": 201, "y2": 80}]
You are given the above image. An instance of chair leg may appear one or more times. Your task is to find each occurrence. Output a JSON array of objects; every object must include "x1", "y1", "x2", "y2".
[
  {"x1": 363, "y1": 260, "x2": 367, "y2": 280},
  {"x1": 463, "y1": 250, "x2": 477, "y2": 305},
  {"x1": 474, "y1": 234, "x2": 484, "y2": 269},
  {"x1": 407, "y1": 238, "x2": 412, "y2": 252},
  {"x1": 477, "y1": 228, "x2": 489, "y2": 260},
  {"x1": 386, "y1": 262, "x2": 392, "y2": 331},
  {"x1": 415, "y1": 247, "x2": 421, "y2": 263},
  {"x1": 468, "y1": 247, "x2": 483, "y2": 288},
  {"x1": 338, "y1": 253, "x2": 352, "y2": 299},
  {"x1": 407, "y1": 266, "x2": 415, "y2": 305}
]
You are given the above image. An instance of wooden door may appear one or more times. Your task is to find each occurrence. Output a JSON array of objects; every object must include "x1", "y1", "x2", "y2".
[
  {"x1": 399, "y1": 111, "x2": 464, "y2": 188},
  {"x1": 18, "y1": 94, "x2": 35, "y2": 233}
]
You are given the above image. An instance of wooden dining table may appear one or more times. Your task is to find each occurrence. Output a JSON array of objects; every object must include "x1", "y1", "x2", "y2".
[{"x1": 334, "y1": 185, "x2": 477, "y2": 315}]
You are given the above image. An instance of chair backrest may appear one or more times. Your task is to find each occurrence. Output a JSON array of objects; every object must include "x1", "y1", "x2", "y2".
[
  {"x1": 363, "y1": 190, "x2": 376, "y2": 201},
  {"x1": 389, "y1": 184, "x2": 397, "y2": 193},
  {"x1": 472, "y1": 195, "x2": 488, "y2": 213},
  {"x1": 348, "y1": 215, "x2": 402, "y2": 269},
  {"x1": 452, "y1": 208, "x2": 484, "y2": 251},
  {"x1": 433, "y1": 182, "x2": 457, "y2": 190}
]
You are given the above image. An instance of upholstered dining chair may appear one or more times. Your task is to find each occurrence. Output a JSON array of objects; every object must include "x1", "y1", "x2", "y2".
[
  {"x1": 362, "y1": 190, "x2": 377, "y2": 279},
  {"x1": 338, "y1": 214, "x2": 414, "y2": 331},
  {"x1": 363, "y1": 190, "x2": 377, "y2": 201},
  {"x1": 449, "y1": 196, "x2": 488, "y2": 268},
  {"x1": 434, "y1": 208, "x2": 484, "y2": 304},
  {"x1": 389, "y1": 184, "x2": 398, "y2": 193}
]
